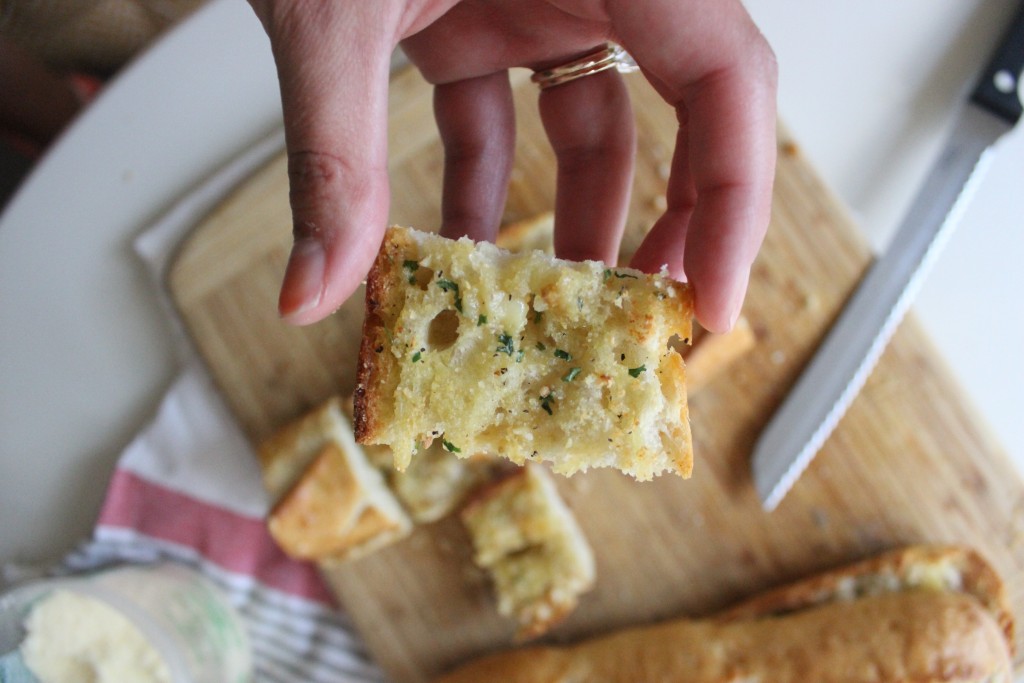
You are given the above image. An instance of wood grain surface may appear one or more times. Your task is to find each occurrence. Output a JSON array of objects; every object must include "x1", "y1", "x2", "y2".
[{"x1": 169, "y1": 66, "x2": 1024, "y2": 682}]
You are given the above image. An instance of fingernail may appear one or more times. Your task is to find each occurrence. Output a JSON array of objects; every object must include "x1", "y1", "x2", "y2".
[{"x1": 279, "y1": 237, "x2": 326, "y2": 320}]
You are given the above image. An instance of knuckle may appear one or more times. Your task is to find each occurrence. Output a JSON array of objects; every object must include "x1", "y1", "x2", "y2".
[
  {"x1": 288, "y1": 149, "x2": 344, "y2": 182},
  {"x1": 287, "y1": 150, "x2": 347, "y2": 207},
  {"x1": 748, "y1": 33, "x2": 779, "y2": 84},
  {"x1": 542, "y1": 77, "x2": 635, "y2": 155},
  {"x1": 285, "y1": 149, "x2": 387, "y2": 241},
  {"x1": 285, "y1": 150, "x2": 348, "y2": 240}
]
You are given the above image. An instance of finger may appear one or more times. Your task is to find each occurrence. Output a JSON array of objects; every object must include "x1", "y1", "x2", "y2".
[
  {"x1": 680, "y1": 65, "x2": 775, "y2": 333},
  {"x1": 538, "y1": 67, "x2": 636, "y2": 265},
  {"x1": 613, "y1": 0, "x2": 778, "y2": 332},
  {"x1": 629, "y1": 113, "x2": 698, "y2": 277},
  {"x1": 433, "y1": 71, "x2": 516, "y2": 243},
  {"x1": 253, "y1": 2, "x2": 398, "y2": 325}
]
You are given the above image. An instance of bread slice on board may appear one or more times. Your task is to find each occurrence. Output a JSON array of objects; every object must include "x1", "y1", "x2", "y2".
[
  {"x1": 259, "y1": 397, "x2": 411, "y2": 562},
  {"x1": 267, "y1": 442, "x2": 411, "y2": 563},
  {"x1": 354, "y1": 226, "x2": 694, "y2": 480},
  {"x1": 461, "y1": 464, "x2": 596, "y2": 640}
]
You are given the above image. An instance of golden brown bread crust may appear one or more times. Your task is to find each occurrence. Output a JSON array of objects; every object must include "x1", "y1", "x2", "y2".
[
  {"x1": 354, "y1": 228, "x2": 411, "y2": 447},
  {"x1": 267, "y1": 443, "x2": 406, "y2": 560},
  {"x1": 259, "y1": 397, "x2": 412, "y2": 562},
  {"x1": 435, "y1": 591, "x2": 1011, "y2": 683},
  {"x1": 716, "y1": 544, "x2": 1014, "y2": 652},
  {"x1": 257, "y1": 396, "x2": 347, "y2": 502},
  {"x1": 434, "y1": 545, "x2": 1014, "y2": 683}
]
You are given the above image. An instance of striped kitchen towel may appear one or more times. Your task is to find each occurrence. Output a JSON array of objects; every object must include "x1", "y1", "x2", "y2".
[
  {"x1": 22, "y1": 127, "x2": 388, "y2": 683},
  {"x1": 55, "y1": 360, "x2": 387, "y2": 683}
]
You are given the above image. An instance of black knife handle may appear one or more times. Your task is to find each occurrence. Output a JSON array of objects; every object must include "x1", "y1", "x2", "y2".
[{"x1": 971, "y1": 1, "x2": 1024, "y2": 125}]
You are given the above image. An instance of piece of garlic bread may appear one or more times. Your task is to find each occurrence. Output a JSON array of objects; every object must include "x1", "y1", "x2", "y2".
[{"x1": 355, "y1": 226, "x2": 694, "y2": 480}]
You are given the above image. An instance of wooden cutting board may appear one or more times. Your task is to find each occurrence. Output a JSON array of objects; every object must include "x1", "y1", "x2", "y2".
[{"x1": 169, "y1": 66, "x2": 1024, "y2": 681}]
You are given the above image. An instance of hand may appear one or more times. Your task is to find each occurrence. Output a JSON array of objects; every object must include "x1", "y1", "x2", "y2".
[{"x1": 247, "y1": 0, "x2": 777, "y2": 333}]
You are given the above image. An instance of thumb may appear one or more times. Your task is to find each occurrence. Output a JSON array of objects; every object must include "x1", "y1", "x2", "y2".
[{"x1": 254, "y1": 2, "x2": 398, "y2": 324}]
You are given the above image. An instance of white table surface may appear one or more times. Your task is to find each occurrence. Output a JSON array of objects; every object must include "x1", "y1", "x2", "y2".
[{"x1": 1, "y1": 0, "x2": 1022, "y2": 564}]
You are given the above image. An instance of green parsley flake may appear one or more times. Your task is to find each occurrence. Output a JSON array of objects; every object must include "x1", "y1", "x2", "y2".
[
  {"x1": 562, "y1": 367, "x2": 581, "y2": 382},
  {"x1": 535, "y1": 342, "x2": 546, "y2": 351},
  {"x1": 477, "y1": 314, "x2": 487, "y2": 326},
  {"x1": 603, "y1": 268, "x2": 612, "y2": 282},
  {"x1": 497, "y1": 332, "x2": 515, "y2": 356},
  {"x1": 628, "y1": 365, "x2": 647, "y2": 378},
  {"x1": 539, "y1": 394, "x2": 554, "y2": 415},
  {"x1": 554, "y1": 349, "x2": 572, "y2": 361},
  {"x1": 442, "y1": 439, "x2": 461, "y2": 453},
  {"x1": 437, "y1": 279, "x2": 463, "y2": 313},
  {"x1": 411, "y1": 350, "x2": 422, "y2": 363},
  {"x1": 403, "y1": 260, "x2": 420, "y2": 284},
  {"x1": 615, "y1": 271, "x2": 639, "y2": 279}
]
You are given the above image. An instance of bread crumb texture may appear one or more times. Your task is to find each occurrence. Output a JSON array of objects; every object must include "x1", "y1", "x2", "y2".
[
  {"x1": 355, "y1": 226, "x2": 694, "y2": 480},
  {"x1": 340, "y1": 395, "x2": 507, "y2": 524}
]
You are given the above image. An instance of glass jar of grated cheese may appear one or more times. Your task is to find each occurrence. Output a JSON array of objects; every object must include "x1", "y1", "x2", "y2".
[{"x1": 0, "y1": 563, "x2": 251, "y2": 683}]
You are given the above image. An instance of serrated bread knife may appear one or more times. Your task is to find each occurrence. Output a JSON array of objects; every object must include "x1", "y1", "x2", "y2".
[{"x1": 753, "y1": 3, "x2": 1024, "y2": 511}]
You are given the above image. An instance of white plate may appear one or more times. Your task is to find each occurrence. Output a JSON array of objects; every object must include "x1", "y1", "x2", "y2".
[{"x1": 0, "y1": 0, "x2": 281, "y2": 562}]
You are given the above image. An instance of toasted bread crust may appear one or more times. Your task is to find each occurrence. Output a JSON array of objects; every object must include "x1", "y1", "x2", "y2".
[
  {"x1": 257, "y1": 396, "x2": 346, "y2": 501},
  {"x1": 436, "y1": 591, "x2": 1011, "y2": 683},
  {"x1": 267, "y1": 443, "x2": 406, "y2": 560},
  {"x1": 354, "y1": 228, "x2": 412, "y2": 446},
  {"x1": 717, "y1": 544, "x2": 1013, "y2": 651},
  {"x1": 434, "y1": 545, "x2": 1014, "y2": 683},
  {"x1": 259, "y1": 397, "x2": 411, "y2": 563}
]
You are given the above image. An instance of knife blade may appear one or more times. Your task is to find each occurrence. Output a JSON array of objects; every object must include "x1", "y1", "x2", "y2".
[{"x1": 752, "y1": 3, "x2": 1024, "y2": 511}]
